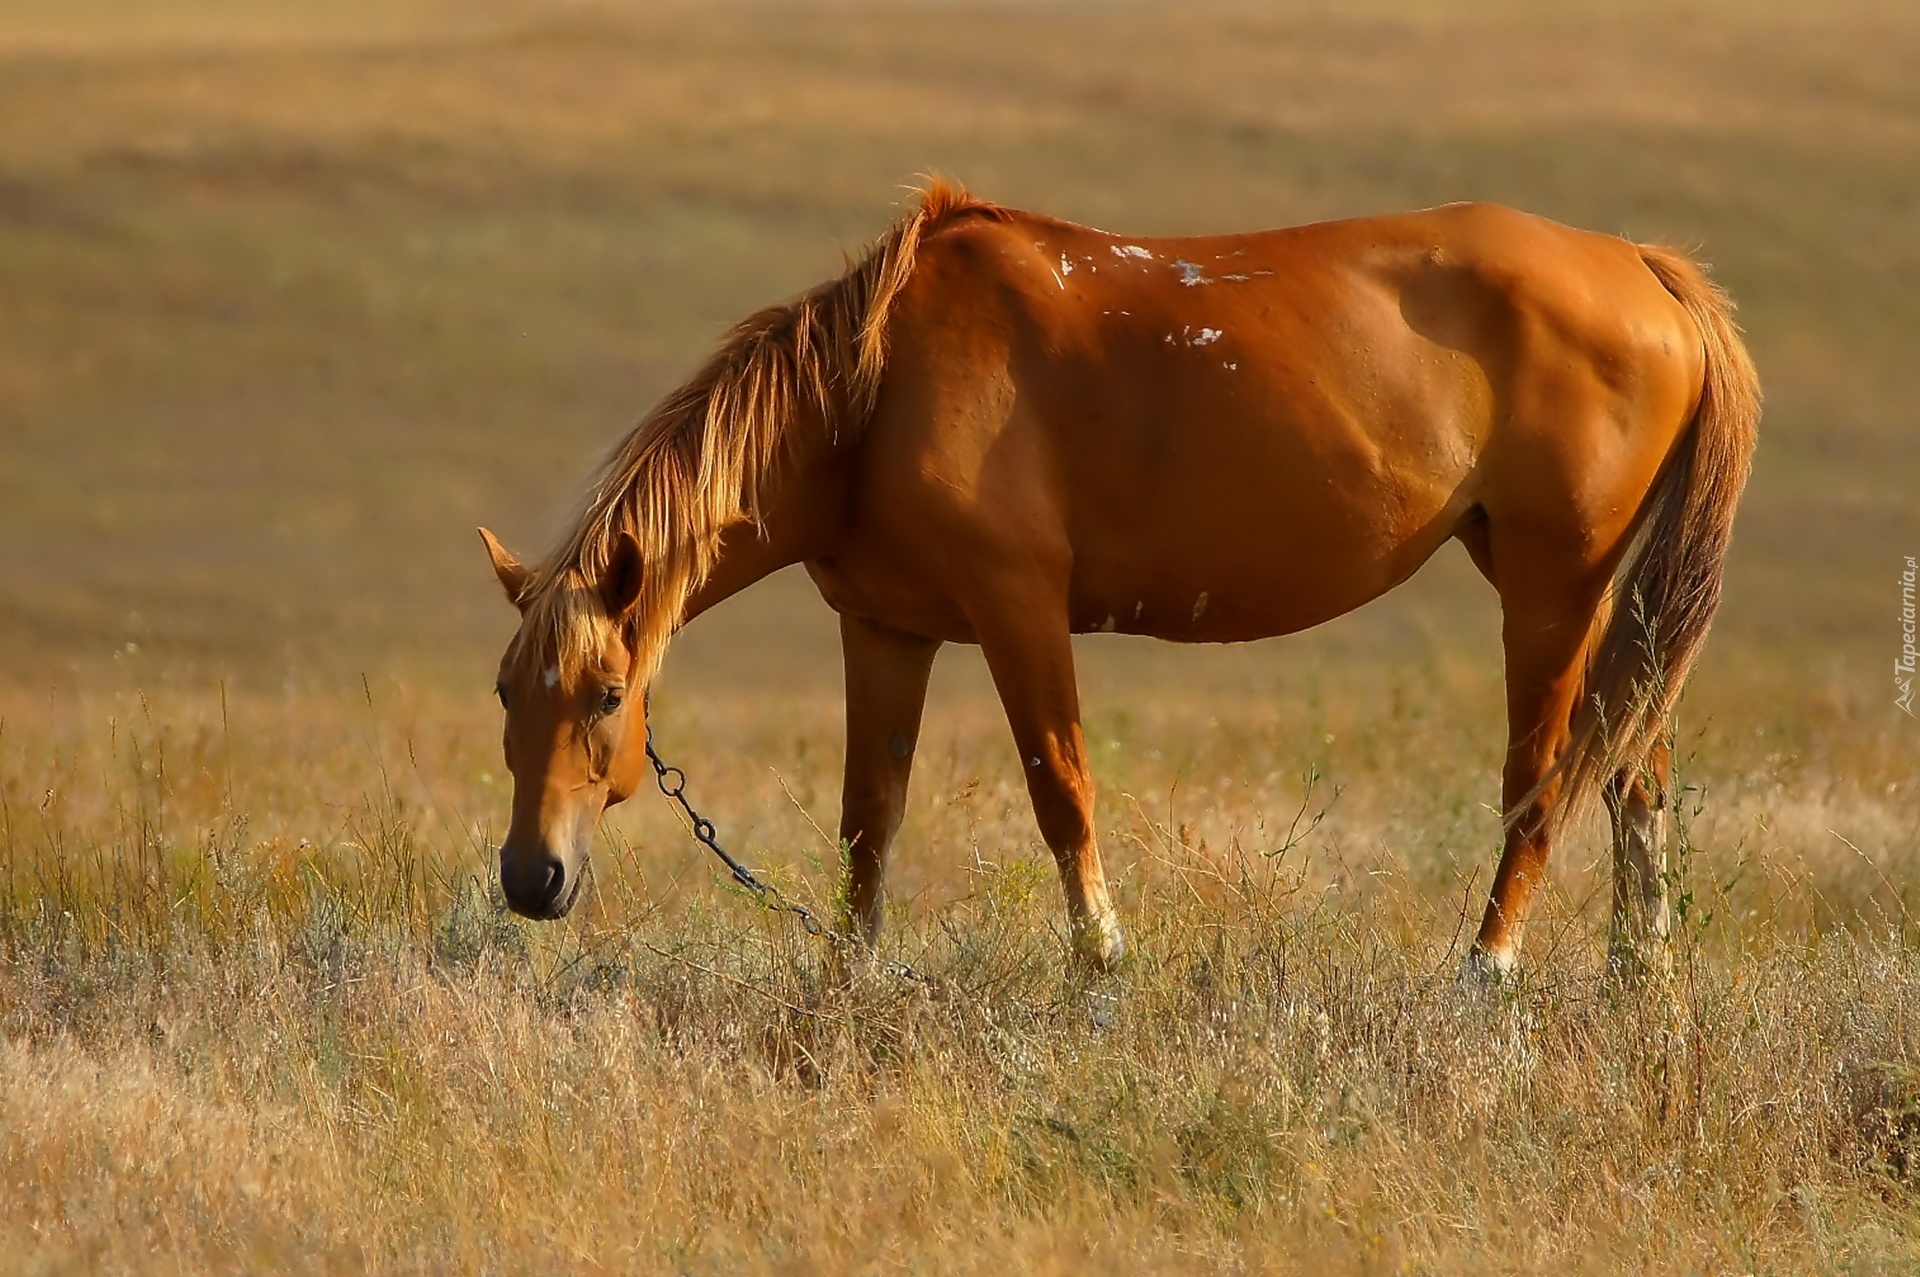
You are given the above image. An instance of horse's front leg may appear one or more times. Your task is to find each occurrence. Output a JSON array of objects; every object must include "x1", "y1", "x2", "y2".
[
  {"x1": 838, "y1": 613, "x2": 941, "y2": 944},
  {"x1": 970, "y1": 601, "x2": 1125, "y2": 971}
]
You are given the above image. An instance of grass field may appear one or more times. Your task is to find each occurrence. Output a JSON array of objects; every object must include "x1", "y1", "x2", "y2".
[{"x1": 3, "y1": 0, "x2": 1920, "y2": 1270}]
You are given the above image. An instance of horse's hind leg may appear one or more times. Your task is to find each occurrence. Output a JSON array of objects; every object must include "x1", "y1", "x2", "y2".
[
  {"x1": 838, "y1": 614, "x2": 941, "y2": 944},
  {"x1": 970, "y1": 602, "x2": 1124, "y2": 970},
  {"x1": 1606, "y1": 733, "x2": 1672, "y2": 978},
  {"x1": 1469, "y1": 586, "x2": 1606, "y2": 979}
]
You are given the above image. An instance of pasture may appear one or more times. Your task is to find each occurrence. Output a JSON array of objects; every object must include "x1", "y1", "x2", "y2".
[{"x1": 2, "y1": 0, "x2": 1919, "y2": 1269}]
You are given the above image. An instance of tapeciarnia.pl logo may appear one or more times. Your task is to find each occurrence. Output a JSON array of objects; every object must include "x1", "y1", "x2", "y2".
[{"x1": 1900, "y1": 556, "x2": 1918, "y2": 717}]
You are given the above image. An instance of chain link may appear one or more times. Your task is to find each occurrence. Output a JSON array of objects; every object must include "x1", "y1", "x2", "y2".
[{"x1": 644, "y1": 713, "x2": 932, "y2": 987}]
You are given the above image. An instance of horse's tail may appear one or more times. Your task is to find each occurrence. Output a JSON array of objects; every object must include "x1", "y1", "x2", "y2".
[{"x1": 1543, "y1": 246, "x2": 1760, "y2": 833}]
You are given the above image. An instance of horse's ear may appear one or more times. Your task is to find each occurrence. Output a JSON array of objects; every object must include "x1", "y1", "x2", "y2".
[
  {"x1": 478, "y1": 527, "x2": 531, "y2": 608},
  {"x1": 600, "y1": 530, "x2": 645, "y2": 620}
]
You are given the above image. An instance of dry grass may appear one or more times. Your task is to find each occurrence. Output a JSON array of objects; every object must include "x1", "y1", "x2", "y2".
[
  {"x1": 4, "y1": 0, "x2": 1920, "y2": 1270},
  {"x1": 3, "y1": 671, "x2": 1919, "y2": 1272}
]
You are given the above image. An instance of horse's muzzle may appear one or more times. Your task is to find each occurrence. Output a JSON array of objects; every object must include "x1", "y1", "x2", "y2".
[{"x1": 500, "y1": 846, "x2": 581, "y2": 919}]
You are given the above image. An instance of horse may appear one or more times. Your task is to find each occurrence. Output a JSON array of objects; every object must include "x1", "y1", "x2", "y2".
[{"x1": 478, "y1": 180, "x2": 1758, "y2": 979}]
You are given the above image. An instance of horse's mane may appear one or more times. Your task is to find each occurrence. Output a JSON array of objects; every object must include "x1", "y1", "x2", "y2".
[{"x1": 508, "y1": 178, "x2": 998, "y2": 684}]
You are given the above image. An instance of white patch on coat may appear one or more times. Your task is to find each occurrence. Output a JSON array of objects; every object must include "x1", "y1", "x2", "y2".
[
  {"x1": 1060, "y1": 253, "x2": 1075, "y2": 276},
  {"x1": 542, "y1": 665, "x2": 560, "y2": 688},
  {"x1": 1111, "y1": 244, "x2": 1154, "y2": 261},
  {"x1": 1191, "y1": 592, "x2": 1210, "y2": 622},
  {"x1": 1224, "y1": 361, "x2": 1238, "y2": 370},
  {"x1": 1172, "y1": 259, "x2": 1210, "y2": 287},
  {"x1": 1223, "y1": 273, "x2": 1251, "y2": 282},
  {"x1": 1099, "y1": 614, "x2": 1117, "y2": 633},
  {"x1": 1133, "y1": 600, "x2": 1145, "y2": 620},
  {"x1": 1190, "y1": 327, "x2": 1222, "y2": 346}
]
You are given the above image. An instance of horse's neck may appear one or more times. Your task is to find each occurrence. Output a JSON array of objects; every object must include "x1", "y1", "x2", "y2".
[{"x1": 677, "y1": 443, "x2": 850, "y2": 626}]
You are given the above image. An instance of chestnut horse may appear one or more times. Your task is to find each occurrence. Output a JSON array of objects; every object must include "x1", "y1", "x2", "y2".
[{"x1": 480, "y1": 181, "x2": 1758, "y2": 978}]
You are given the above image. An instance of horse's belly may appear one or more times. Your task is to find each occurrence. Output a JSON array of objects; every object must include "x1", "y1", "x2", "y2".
[
  {"x1": 1062, "y1": 431, "x2": 1467, "y2": 643},
  {"x1": 1065, "y1": 525, "x2": 1438, "y2": 643}
]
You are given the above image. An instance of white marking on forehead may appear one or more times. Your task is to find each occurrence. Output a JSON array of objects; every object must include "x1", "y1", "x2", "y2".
[{"x1": 542, "y1": 665, "x2": 560, "y2": 688}]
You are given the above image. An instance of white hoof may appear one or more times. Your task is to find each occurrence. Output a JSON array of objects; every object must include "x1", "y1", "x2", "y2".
[
  {"x1": 1459, "y1": 946, "x2": 1514, "y2": 989},
  {"x1": 1075, "y1": 909, "x2": 1128, "y2": 972}
]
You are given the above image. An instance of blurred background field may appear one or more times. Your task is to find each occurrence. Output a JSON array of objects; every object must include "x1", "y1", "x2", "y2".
[
  {"x1": 1, "y1": 0, "x2": 1916, "y2": 686},
  {"x1": 3, "y1": 0, "x2": 1919, "y2": 1270}
]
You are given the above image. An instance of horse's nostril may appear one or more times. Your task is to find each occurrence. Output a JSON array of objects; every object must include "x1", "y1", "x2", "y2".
[{"x1": 501, "y1": 849, "x2": 568, "y2": 918}]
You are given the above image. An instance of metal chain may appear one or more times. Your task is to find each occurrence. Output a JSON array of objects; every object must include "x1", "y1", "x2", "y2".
[{"x1": 643, "y1": 714, "x2": 932, "y2": 986}]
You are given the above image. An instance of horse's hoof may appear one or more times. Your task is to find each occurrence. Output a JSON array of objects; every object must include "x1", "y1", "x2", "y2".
[
  {"x1": 1458, "y1": 946, "x2": 1513, "y2": 991},
  {"x1": 1075, "y1": 912, "x2": 1128, "y2": 973}
]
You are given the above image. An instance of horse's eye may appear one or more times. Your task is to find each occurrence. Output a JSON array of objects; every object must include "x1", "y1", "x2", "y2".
[
  {"x1": 495, "y1": 682, "x2": 509, "y2": 709},
  {"x1": 600, "y1": 687, "x2": 625, "y2": 716}
]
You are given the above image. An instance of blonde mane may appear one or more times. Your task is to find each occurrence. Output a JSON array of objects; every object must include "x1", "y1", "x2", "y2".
[{"x1": 508, "y1": 179, "x2": 994, "y2": 684}]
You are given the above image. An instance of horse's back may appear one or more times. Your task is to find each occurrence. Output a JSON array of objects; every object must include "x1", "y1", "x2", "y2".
[{"x1": 892, "y1": 198, "x2": 1699, "y2": 430}]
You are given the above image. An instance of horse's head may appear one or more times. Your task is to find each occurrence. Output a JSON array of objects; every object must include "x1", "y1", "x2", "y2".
[{"x1": 479, "y1": 526, "x2": 653, "y2": 919}]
